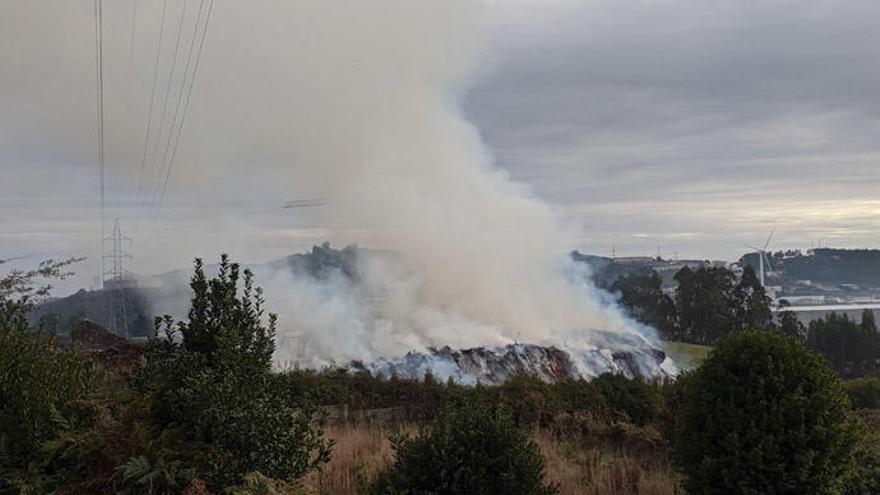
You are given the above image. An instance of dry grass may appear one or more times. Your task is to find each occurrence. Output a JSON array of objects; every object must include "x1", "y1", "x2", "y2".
[
  {"x1": 303, "y1": 424, "x2": 681, "y2": 495},
  {"x1": 535, "y1": 431, "x2": 682, "y2": 495},
  {"x1": 303, "y1": 425, "x2": 404, "y2": 494}
]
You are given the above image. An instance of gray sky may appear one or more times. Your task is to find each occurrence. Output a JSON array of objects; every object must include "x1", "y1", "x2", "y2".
[{"x1": 2, "y1": 0, "x2": 880, "y2": 292}]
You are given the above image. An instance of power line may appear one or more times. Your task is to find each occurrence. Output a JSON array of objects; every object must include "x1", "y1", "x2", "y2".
[
  {"x1": 147, "y1": 0, "x2": 189, "y2": 213},
  {"x1": 155, "y1": 0, "x2": 215, "y2": 220},
  {"x1": 128, "y1": 0, "x2": 139, "y2": 63},
  {"x1": 155, "y1": 0, "x2": 206, "y2": 203},
  {"x1": 134, "y1": 0, "x2": 169, "y2": 230},
  {"x1": 94, "y1": 0, "x2": 107, "y2": 277}
]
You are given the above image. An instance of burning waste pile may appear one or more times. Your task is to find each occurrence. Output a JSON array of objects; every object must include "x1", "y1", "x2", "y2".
[
  {"x1": 266, "y1": 244, "x2": 676, "y2": 385},
  {"x1": 141, "y1": 1, "x2": 679, "y2": 385},
  {"x1": 351, "y1": 336, "x2": 672, "y2": 386}
]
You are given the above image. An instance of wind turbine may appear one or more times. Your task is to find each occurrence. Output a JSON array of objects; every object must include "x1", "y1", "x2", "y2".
[{"x1": 745, "y1": 227, "x2": 775, "y2": 287}]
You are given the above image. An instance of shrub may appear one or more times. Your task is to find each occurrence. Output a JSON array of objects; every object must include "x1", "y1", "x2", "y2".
[
  {"x1": 0, "y1": 327, "x2": 91, "y2": 463},
  {"x1": 135, "y1": 256, "x2": 332, "y2": 490},
  {"x1": 674, "y1": 331, "x2": 860, "y2": 494},
  {"x1": 547, "y1": 377, "x2": 607, "y2": 417},
  {"x1": 592, "y1": 373, "x2": 660, "y2": 426},
  {"x1": 368, "y1": 399, "x2": 558, "y2": 495},
  {"x1": 845, "y1": 377, "x2": 880, "y2": 410},
  {"x1": 223, "y1": 472, "x2": 314, "y2": 494},
  {"x1": 499, "y1": 374, "x2": 551, "y2": 426},
  {"x1": 842, "y1": 446, "x2": 880, "y2": 495},
  {"x1": 0, "y1": 258, "x2": 91, "y2": 465}
]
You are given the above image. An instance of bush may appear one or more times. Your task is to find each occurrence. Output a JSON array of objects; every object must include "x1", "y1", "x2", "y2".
[
  {"x1": 0, "y1": 259, "x2": 91, "y2": 465},
  {"x1": 842, "y1": 446, "x2": 880, "y2": 495},
  {"x1": 674, "y1": 331, "x2": 860, "y2": 494},
  {"x1": 224, "y1": 472, "x2": 314, "y2": 494},
  {"x1": 368, "y1": 399, "x2": 558, "y2": 495},
  {"x1": 592, "y1": 373, "x2": 660, "y2": 426},
  {"x1": 0, "y1": 328, "x2": 91, "y2": 464},
  {"x1": 548, "y1": 377, "x2": 607, "y2": 416},
  {"x1": 845, "y1": 377, "x2": 880, "y2": 410},
  {"x1": 135, "y1": 256, "x2": 332, "y2": 490},
  {"x1": 499, "y1": 374, "x2": 551, "y2": 426}
]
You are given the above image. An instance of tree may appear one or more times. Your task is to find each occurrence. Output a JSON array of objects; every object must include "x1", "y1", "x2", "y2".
[
  {"x1": 135, "y1": 256, "x2": 331, "y2": 490},
  {"x1": 806, "y1": 311, "x2": 880, "y2": 378},
  {"x1": 368, "y1": 399, "x2": 558, "y2": 495},
  {"x1": 0, "y1": 258, "x2": 90, "y2": 465},
  {"x1": 775, "y1": 301, "x2": 806, "y2": 342},
  {"x1": 610, "y1": 272, "x2": 678, "y2": 339},
  {"x1": 732, "y1": 265, "x2": 773, "y2": 331},
  {"x1": 674, "y1": 267, "x2": 738, "y2": 344},
  {"x1": 674, "y1": 331, "x2": 860, "y2": 494}
]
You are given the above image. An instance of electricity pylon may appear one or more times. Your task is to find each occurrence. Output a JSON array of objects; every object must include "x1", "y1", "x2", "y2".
[{"x1": 102, "y1": 218, "x2": 133, "y2": 337}]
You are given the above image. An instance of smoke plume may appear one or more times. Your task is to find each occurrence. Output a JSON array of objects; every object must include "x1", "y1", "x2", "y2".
[
  {"x1": 9, "y1": 0, "x2": 667, "y2": 376},
  {"x1": 199, "y1": 0, "x2": 665, "y2": 374}
]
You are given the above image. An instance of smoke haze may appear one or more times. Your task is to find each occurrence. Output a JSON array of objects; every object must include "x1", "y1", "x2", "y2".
[
  {"x1": 1, "y1": 0, "x2": 662, "y2": 372},
  {"x1": 215, "y1": 0, "x2": 655, "y2": 367}
]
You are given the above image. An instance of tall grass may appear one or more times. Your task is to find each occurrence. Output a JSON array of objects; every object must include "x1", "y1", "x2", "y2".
[{"x1": 304, "y1": 424, "x2": 682, "y2": 495}]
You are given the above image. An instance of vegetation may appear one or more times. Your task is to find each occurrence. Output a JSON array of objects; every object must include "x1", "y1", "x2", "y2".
[
  {"x1": 4, "y1": 255, "x2": 880, "y2": 494},
  {"x1": 673, "y1": 265, "x2": 772, "y2": 343},
  {"x1": 807, "y1": 311, "x2": 879, "y2": 378},
  {"x1": 367, "y1": 399, "x2": 558, "y2": 495},
  {"x1": 0, "y1": 259, "x2": 91, "y2": 468},
  {"x1": 610, "y1": 272, "x2": 676, "y2": 338},
  {"x1": 611, "y1": 264, "x2": 880, "y2": 378},
  {"x1": 306, "y1": 424, "x2": 682, "y2": 495},
  {"x1": 845, "y1": 376, "x2": 880, "y2": 410},
  {"x1": 674, "y1": 331, "x2": 860, "y2": 494},
  {"x1": 133, "y1": 256, "x2": 332, "y2": 489},
  {"x1": 659, "y1": 341, "x2": 711, "y2": 371},
  {"x1": 608, "y1": 266, "x2": 771, "y2": 344},
  {"x1": 0, "y1": 256, "x2": 331, "y2": 493}
]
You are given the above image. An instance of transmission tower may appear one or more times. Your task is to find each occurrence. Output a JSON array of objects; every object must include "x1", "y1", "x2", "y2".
[{"x1": 103, "y1": 218, "x2": 134, "y2": 337}]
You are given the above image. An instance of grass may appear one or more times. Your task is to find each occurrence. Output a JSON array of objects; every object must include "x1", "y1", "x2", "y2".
[
  {"x1": 535, "y1": 431, "x2": 683, "y2": 495},
  {"x1": 303, "y1": 424, "x2": 682, "y2": 495},
  {"x1": 303, "y1": 425, "x2": 401, "y2": 494},
  {"x1": 661, "y1": 341, "x2": 712, "y2": 371}
]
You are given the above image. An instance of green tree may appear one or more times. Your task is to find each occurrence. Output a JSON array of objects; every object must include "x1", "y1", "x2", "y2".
[
  {"x1": 368, "y1": 399, "x2": 557, "y2": 495},
  {"x1": 775, "y1": 301, "x2": 805, "y2": 342},
  {"x1": 674, "y1": 331, "x2": 860, "y2": 494},
  {"x1": 674, "y1": 267, "x2": 738, "y2": 344},
  {"x1": 610, "y1": 272, "x2": 678, "y2": 339},
  {"x1": 732, "y1": 265, "x2": 773, "y2": 331},
  {"x1": 806, "y1": 311, "x2": 880, "y2": 378},
  {"x1": 0, "y1": 259, "x2": 90, "y2": 465},
  {"x1": 135, "y1": 256, "x2": 331, "y2": 490}
]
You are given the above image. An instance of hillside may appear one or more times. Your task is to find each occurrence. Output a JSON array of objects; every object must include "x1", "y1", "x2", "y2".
[
  {"x1": 741, "y1": 248, "x2": 880, "y2": 289},
  {"x1": 29, "y1": 243, "x2": 389, "y2": 338}
]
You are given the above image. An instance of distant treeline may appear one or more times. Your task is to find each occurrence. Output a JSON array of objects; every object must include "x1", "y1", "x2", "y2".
[
  {"x1": 6, "y1": 256, "x2": 880, "y2": 494},
  {"x1": 575, "y1": 247, "x2": 880, "y2": 289},
  {"x1": 609, "y1": 265, "x2": 880, "y2": 378}
]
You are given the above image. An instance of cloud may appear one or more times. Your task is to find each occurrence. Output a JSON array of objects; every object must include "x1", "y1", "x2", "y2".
[
  {"x1": 2, "y1": 0, "x2": 880, "y2": 291},
  {"x1": 466, "y1": 0, "x2": 880, "y2": 258}
]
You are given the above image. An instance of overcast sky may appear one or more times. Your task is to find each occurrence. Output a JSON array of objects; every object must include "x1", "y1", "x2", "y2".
[{"x1": 2, "y1": 0, "x2": 880, "y2": 291}]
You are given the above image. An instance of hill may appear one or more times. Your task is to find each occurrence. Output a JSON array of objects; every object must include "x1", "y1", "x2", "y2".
[{"x1": 741, "y1": 248, "x2": 880, "y2": 289}]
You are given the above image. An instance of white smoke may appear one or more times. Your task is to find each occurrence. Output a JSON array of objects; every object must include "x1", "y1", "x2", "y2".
[
  {"x1": 190, "y1": 0, "x2": 667, "y2": 374},
  {"x1": 93, "y1": 0, "x2": 670, "y2": 376}
]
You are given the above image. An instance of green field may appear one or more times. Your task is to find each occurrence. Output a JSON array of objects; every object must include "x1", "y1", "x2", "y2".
[{"x1": 662, "y1": 340, "x2": 713, "y2": 371}]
